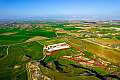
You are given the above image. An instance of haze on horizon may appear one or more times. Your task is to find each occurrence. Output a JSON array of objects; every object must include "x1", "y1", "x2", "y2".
[{"x1": 0, "y1": 0, "x2": 120, "y2": 20}]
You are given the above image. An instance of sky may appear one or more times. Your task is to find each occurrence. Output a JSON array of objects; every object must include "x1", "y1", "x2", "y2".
[{"x1": 0, "y1": 0, "x2": 120, "y2": 19}]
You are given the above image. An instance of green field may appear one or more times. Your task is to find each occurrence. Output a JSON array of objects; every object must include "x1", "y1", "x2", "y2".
[
  {"x1": 63, "y1": 27, "x2": 81, "y2": 30},
  {"x1": 0, "y1": 45, "x2": 28, "y2": 80},
  {"x1": 0, "y1": 27, "x2": 56, "y2": 45},
  {"x1": 0, "y1": 35, "x2": 30, "y2": 45},
  {"x1": 20, "y1": 41, "x2": 44, "y2": 60},
  {"x1": 0, "y1": 41, "x2": 44, "y2": 80},
  {"x1": 16, "y1": 29, "x2": 56, "y2": 38},
  {"x1": 0, "y1": 27, "x2": 51, "y2": 80}
]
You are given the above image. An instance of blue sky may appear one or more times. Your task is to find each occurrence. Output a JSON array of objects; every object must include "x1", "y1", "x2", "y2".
[{"x1": 0, "y1": 0, "x2": 120, "y2": 17}]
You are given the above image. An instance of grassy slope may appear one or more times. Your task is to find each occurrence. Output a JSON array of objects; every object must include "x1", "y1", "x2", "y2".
[
  {"x1": 0, "y1": 45, "x2": 28, "y2": 80},
  {"x1": 0, "y1": 41, "x2": 44, "y2": 80},
  {"x1": 0, "y1": 27, "x2": 54, "y2": 80},
  {"x1": 20, "y1": 41, "x2": 44, "y2": 60}
]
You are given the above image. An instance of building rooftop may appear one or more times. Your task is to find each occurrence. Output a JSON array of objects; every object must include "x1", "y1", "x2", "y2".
[{"x1": 44, "y1": 42, "x2": 70, "y2": 52}]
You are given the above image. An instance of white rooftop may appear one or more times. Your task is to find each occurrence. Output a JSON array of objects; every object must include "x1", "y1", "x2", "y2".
[{"x1": 44, "y1": 42, "x2": 70, "y2": 52}]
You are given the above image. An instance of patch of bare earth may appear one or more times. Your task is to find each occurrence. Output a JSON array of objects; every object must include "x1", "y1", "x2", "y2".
[
  {"x1": 25, "y1": 36, "x2": 48, "y2": 43},
  {"x1": 56, "y1": 30, "x2": 68, "y2": 34},
  {"x1": 0, "y1": 32, "x2": 17, "y2": 35}
]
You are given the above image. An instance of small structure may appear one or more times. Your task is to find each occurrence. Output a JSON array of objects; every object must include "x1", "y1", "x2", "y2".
[{"x1": 44, "y1": 42, "x2": 70, "y2": 52}]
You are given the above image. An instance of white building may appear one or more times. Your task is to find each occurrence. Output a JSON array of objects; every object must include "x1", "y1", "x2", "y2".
[{"x1": 44, "y1": 42, "x2": 70, "y2": 52}]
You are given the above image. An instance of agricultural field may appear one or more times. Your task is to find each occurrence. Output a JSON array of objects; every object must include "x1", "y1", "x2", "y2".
[
  {"x1": 0, "y1": 26, "x2": 46, "y2": 80},
  {"x1": 63, "y1": 27, "x2": 81, "y2": 30},
  {"x1": 0, "y1": 21, "x2": 120, "y2": 80},
  {"x1": 69, "y1": 38, "x2": 120, "y2": 65},
  {"x1": 87, "y1": 38, "x2": 120, "y2": 49},
  {"x1": 1, "y1": 0, "x2": 120, "y2": 79}
]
